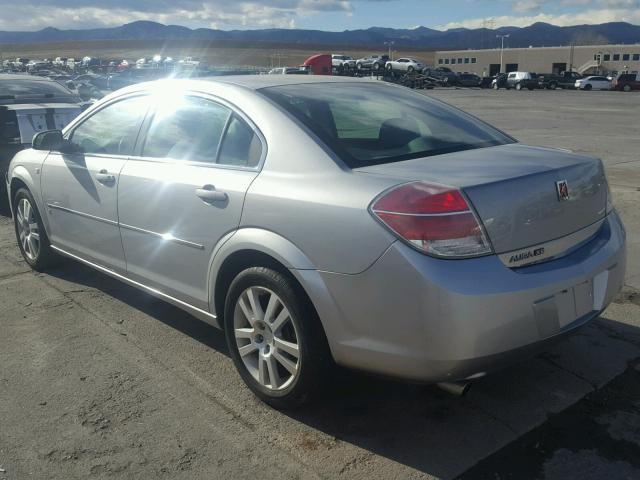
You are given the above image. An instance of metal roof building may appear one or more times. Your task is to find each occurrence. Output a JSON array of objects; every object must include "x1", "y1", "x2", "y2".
[{"x1": 434, "y1": 44, "x2": 640, "y2": 76}]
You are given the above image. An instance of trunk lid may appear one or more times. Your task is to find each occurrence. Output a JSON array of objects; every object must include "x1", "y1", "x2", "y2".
[{"x1": 355, "y1": 143, "x2": 607, "y2": 254}]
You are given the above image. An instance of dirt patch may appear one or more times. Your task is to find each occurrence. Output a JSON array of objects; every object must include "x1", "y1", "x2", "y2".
[{"x1": 614, "y1": 287, "x2": 640, "y2": 307}]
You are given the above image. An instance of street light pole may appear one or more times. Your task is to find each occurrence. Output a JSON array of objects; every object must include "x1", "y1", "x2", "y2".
[
  {"x1": 497, "y1": 34, "x2": 510, "y2": 73},
  {"x1": 384, "y1": 41, "x2": 395, "y2": 61}
]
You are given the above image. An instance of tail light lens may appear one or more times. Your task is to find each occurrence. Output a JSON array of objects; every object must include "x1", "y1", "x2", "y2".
[{"x1": 370, "y1": 181, "x2": 492, "y2": 258}]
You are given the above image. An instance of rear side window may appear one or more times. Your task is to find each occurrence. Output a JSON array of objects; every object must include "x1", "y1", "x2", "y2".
[
  {"x1": 218, "y1": 115, "x2": 262, "y2": 168},
  {"x1": 261, "y1": 83, "x2": 514, "y2": 168},
  {"x1": 69, "y1": 95, "x2": 149, "y2": 156},
  {"x1": 143, "y1": 96, "x2": 230, "y2": 162}
]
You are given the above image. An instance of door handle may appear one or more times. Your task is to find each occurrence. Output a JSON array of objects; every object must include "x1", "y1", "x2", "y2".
[
  {"x1": 196, "y1": 185, "x2": 228, "y2": 203},
  {"x1": 95, "y1": 169, "x2": 116, "y2": 184}
]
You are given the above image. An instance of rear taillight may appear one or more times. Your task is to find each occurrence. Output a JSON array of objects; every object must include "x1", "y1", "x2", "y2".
[{"x1": 370, "y1": 181, "x2": 492, "y2": 258}]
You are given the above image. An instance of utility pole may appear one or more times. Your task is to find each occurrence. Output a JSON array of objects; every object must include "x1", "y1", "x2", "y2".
[
  {"x1": 497, "y1": 34, "x2": 510, "y2": 73},
  {"x1": 384, "y1": 41, "x2": 395, "y2": 60},
  {"x1": 569, "y1": 42, "x2": 575, "y2": 72}
]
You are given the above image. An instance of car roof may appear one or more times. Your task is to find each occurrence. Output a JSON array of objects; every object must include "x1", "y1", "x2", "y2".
[
  {"x1": 174, "y1": 74, "x2": 380, "y2": 90},
  {"x1": 0, "y1": 73, "x2": 53, "y2": 82}
]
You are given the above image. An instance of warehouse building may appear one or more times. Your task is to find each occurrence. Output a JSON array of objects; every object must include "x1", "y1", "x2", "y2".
[{"x1": 434, "y1": 44, "x2": 640, "y2": 76}]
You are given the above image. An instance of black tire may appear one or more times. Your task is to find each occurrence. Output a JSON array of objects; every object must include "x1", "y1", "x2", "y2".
[
  {"x1": 584, "y1": 84, "x2": 592, "y2": 91},
  {"x1": 407, "y1": 66, "x2": 414, "y2": 73},
  {"x1": 12, "y1": 187, "x2": 58, "y2": 270},
  {"x1": 373, "y1": 62, "x2": 381, "y2": 71},
  {"x1": 386, "y1": 63, "x2": 392, "y2": 72},
  {"x1": 224, "y1": 267, "x2": 331, "y2": 409}
]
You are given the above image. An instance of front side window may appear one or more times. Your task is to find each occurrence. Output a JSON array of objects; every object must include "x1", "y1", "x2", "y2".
[
  {"x1": 261, "y1": 83, "x2": 514, "y2": 168},
  {"x1": 69, "y1": 95, "x2": 149, "y2": 156},
  {"x1": 142, "y1": 96, "x2": 230, "y2": 162}
]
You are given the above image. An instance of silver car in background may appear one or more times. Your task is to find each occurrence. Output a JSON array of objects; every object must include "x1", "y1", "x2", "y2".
[{"x1": 7, "y1": 76, "x2": 626, "y2": 408}]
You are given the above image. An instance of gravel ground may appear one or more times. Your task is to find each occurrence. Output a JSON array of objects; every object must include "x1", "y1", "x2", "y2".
[{"x1": 0, "y1": 87, "x2": 639, "y2": 480}]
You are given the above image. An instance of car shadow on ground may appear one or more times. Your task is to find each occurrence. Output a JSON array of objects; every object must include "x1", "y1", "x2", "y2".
[
  {"x1": 45, "y1": 260, "x2": 230, "y2": 356},
  {"x1": 42, "y1": 259, "x2": 640, "y2": 480}
]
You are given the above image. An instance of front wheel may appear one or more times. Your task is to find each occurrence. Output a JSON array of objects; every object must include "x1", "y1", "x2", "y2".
[
  {"x1": 584, "y1": 84, "x2": 592, "y2": 91},
  {"x1": 13, "y1": 188, "x2": 58, "y2": 270},
  {"x1": 224, "y1": 267, "x2": 330, "y2": 409},
  {"x1": 623, "y1": 84, "x2": 631, "y2": 92}
]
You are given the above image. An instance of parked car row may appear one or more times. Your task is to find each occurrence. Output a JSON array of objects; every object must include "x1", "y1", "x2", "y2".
[{"x1": 489, "y1": 70, "x2": 639, "y2": 92}]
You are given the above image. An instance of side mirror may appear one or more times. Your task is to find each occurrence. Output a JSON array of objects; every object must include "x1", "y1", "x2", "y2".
[
  {"x1": 32, "y1": 130, "x2": 64, "y2": 151},
  {"x1": 32, "y1": 130, "x2": 81, "y2": 154}
]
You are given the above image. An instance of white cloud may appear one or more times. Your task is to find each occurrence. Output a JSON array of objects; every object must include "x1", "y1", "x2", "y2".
[
  {"x1": 437, "y1": 7, "x2": 640, "y2": 30},
  {"x1": 0, "y1": 0, "x2": 354, "y2": 30}
]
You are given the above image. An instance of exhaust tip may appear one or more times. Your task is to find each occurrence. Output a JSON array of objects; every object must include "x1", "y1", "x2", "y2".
[{"x1": 436, "y1": 381, "x2": 471, "y2": 396}]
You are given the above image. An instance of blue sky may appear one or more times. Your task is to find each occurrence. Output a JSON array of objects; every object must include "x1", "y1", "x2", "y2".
[{"x1": 0, "y1": 0, "x2": 638, "y2": 31}]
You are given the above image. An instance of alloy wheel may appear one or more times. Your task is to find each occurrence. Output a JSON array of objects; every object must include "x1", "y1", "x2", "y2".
[
  {"x1": 16, "y1": 198, "x2": 40, "y2": 261},
  {"x1": 233, "y1": 286, "x2": 301, "y2": 391}
]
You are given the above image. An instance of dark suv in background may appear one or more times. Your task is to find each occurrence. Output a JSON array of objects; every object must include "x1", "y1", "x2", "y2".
[
  {"x1": 0, "y1": 75, "x2": 83, "y2": 206},
  {"x1": 614, "y1": 73, "x2": 640, "y2": 92}
]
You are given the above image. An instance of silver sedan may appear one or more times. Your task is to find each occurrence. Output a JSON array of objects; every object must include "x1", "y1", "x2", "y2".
[{"x1": 6, "y1": 76, "x2": 626, "y2": 408}]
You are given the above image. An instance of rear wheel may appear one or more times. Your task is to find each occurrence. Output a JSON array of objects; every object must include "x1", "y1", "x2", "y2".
[
  {"x1": 12, "y1": 188, "x2": 58, "y2": 270},
  {"x1": 224, "y1": 267, "x2": 330, "y2": 409}
]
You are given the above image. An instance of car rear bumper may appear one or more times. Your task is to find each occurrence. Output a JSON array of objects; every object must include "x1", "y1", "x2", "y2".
[{"x1": 312, "y1": 211, "x2": 626, "y2": 383}]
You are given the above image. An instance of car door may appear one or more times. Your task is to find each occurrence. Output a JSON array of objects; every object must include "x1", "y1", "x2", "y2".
[
  {"x1": 118, "y1": 93, "x2": 264, "y2": 310},
  {"x1": 41, "y1": 94, "x2": 150, "y2": 273},
  {"x1": 593, "y1": 77, "x2": 607, "y2": 89}
]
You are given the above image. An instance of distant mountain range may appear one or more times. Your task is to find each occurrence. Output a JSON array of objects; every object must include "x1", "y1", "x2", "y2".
[{"x1": 0, "y1": 20, "x2": 639, "y2": 50}]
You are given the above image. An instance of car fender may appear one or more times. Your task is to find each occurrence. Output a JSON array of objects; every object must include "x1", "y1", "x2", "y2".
[
  {"x1": 8, "y1": 161, "x2": 52, "y2": 235},
  {"x1": 206, "y1": 227, "x2": 348, "y2": 357},
  {"x1": 207, "y1": 227, "x2": 315, "y2": 313}
]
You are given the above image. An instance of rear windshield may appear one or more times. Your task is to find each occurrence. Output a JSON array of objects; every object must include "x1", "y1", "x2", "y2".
[
  {"x1": 261, "y1": 82, "x2": 514, "y2": 167},
  {"x1": 0, "y1": 78, "x2": 77, "y2": 100}
]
